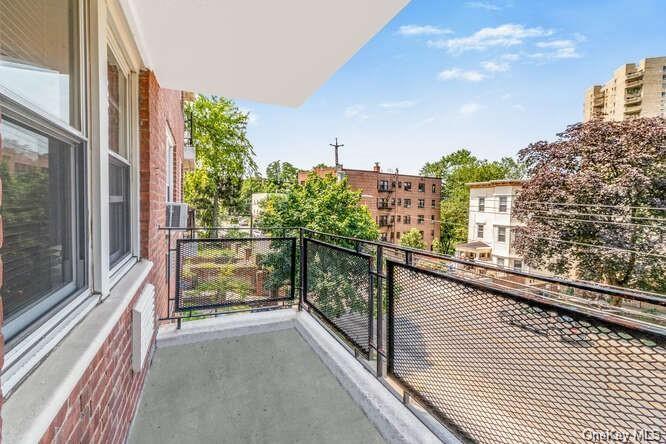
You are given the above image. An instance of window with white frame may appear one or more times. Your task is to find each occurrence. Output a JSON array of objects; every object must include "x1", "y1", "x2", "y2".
[
  {"x1": 497, "y1": 226, "x2": 507, "y2": 242},
  {"x1": 477, "y1": 223, "x2": 484, "y2": 238},
  {"x1": 496, "y1": 257, "x2": 505, "y2": 267},
  {"x1": 499, "y1": 195, "x2": 508, "y2": 212},
  {"x1": 478, "y1": 197, "x2": 485, "y2": 212},
  {"x1": 166, "y1": 128, "x2": 175, "y2": 202},
  {"x1": 513, "y1": 259, "x2": 523, "y2": 270},
  {"x1": 107, "y1": 45, "x2": 132, "y2": 269},
  {"x1": 0, "y1": 0, "x2": 87, "y2": 343}
]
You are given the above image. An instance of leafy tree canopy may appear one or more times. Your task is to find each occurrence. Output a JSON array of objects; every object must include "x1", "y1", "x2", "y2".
[
  {"x1": 258, "y1": 173, "x2": 379, "y2": 240},
  {"x1": 265, "y1": 160, "x2": 299, "y2": 190},
  {"x1": 400, "y1": 228, "x2": 426, "y2": 250},
  {"x1": 514, "y1": 118, "x2": 665, "y2": 293},
  {"x1": 184, "y1": 96, "x2": 256, "y2": 226}
]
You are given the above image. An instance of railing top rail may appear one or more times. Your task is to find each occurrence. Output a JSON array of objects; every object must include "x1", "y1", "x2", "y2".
[
  {"x1": 304, "y1": 237, "x2": 373, "y2": 259},
  {"x1": 301, "y1": 228, "x2": 666, "y2": 306}
]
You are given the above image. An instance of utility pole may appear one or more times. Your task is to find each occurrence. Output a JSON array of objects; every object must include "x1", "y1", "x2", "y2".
[{"x1": 329, "y1": 137, "x2": 344, "y2": 169}]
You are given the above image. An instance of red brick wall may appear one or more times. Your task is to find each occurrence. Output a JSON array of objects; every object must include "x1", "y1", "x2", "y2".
[
  {"x1": 33, "y1": 70, "x2": 184, "y2": 443},
  {"x1": 139, "y1": 70, "x2": 185, "y2": 320},
  {"x1": 39, "y1": 284, "x2": 153, "y2": 444}
]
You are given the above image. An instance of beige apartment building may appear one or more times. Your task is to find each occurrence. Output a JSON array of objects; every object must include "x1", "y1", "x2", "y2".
[
  {"x1": 583, "y1": 56, "x2": 666, "y2": 121},
  {"x1": 298, "y1": 163, "x2": 441, "y2": 248}
]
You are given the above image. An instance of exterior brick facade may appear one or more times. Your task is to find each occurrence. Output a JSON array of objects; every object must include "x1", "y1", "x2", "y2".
[
  {"x1": 298, "y1": 163, "x2": 441, "y2": 248},
  {"x1": 27, "y1": 71, "x2": 185, "y2": 444}
]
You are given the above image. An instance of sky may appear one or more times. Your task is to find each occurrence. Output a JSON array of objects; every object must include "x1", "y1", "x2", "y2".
[{"x1": 237, "y1": 0, "x2": 665, "y2": 175}]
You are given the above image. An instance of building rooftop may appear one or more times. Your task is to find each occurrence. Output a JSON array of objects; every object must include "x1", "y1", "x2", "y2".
[{"x1": 466, "y1": 179, "x2": 525, "y2": 188}]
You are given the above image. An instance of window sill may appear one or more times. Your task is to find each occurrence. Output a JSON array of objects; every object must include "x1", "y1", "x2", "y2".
[{"x1": 2, "y1": 260, "x2": 153, "y2": 444}]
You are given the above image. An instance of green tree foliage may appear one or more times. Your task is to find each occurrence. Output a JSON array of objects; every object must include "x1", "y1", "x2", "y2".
[
  {"x1": 184, "y1": 96, "x2": 257, "y2": 227},
  {"x1": 400, "y1": 228, "x2": 426, "y2": 250},
  {"x1": 265, "y1": 160, "x2": 299, "y2": 190},
  {"x1": 422, "y1": 149, "x2": 525, "y2": 253},
  {"x1": 514, "y1": 118, "x2": 666, "y2": 294},
  {"x1": 258, "y1": 173, "x2": 379, "y2": 240}
]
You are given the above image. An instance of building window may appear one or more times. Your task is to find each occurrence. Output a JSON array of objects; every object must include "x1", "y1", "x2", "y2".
[
  {"x1": 397, "y1": 198, "x2": 402, "y2": 206},
  {"x1": 497, "y1": 257, "x2": 505, "y2": 267},
  {"x1": 404, "y1": 215, "x2": 411, "y2": 224},
  {"x1": 398, "y1": 181, "x2": 402, "y2": 188},
  {"x1": 397, "y1": 215, "x2": 401, "y2": 223},
  {"x1": 513, "y1": 259, "x2": 523, "y2": 270},
  {"x1": 418, "y1": 199, "x2": 425, "y2": 208},
  {"x1": 432, "y1": 184, "x2": 436, "y2": 193},
  {"x1": 404, "y1": 181, "x2": 412, "y2": 191},
  {"x1": 166, "y1": 128, "x2": 175, "y2": 202},
  {"x1": 499, "y1": 196, "x2": 508, "y2": 212},
  {"x1": 431, "y1": 199, "x2": 436, "y2": 208},
  {"x1": 418, "y1": 183, "x2": 425, "y2": 192},
  {"x1": 431, "y1": 215, "x2": 435, "y2": 222},
  {"x1": 419, "y1": 230, "x2": 424, "y2": 238},
  {"x1": 404, "y1": 198, "x2": 412, "y2": 208},
  {"x1": 478, "y1": 197, "x2": 485, "y2": 212},
  {"x1": 378, "y1": 180, "x2": 389, "y2": 191},
  {"x1": 379, "y1": 215, "x2": 389, "y2": 226},
  {"x1": 390, "y1": 198, "x2": 396, "y2": 206},
  {"x1": 0, "y1": 0, "x2": 87, "y2": 344},
  {"x1": 477, "y1": 224, "x2": 484, "y2": 238},
  {"x1": 107, "y1": 46, "x2": 132, "y2": 268},
  {"x1": 417, "y1": 215, "x2": 424, "y2": 224},
  {"x1": 396, "y1": 232, "x2": 401, "y2": 239},
  {"x1": 380, "y1": 233, "x2": 388, "y2": 241},
  {"x1": 497, "y1": 226, "x2": 506, "y2": 243}
]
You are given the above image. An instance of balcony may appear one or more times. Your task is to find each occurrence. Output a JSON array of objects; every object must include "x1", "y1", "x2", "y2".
[
  {"x1": 625, "y1": 93, "x2": 642, "y2": 105},
  {"x1": 129, "y1": 227, "x2": 665, "y2": 443}
]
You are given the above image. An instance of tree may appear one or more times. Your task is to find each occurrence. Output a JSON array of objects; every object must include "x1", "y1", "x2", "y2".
[
  {"x1": 184, "y1": 96, "x2": 257, "y2": 227},
  {"x1": 265, "y1": 160, "x2": 299, "y2": 190},
  {"x1": 400, "y1": 228, "x2": 426, "y2": 250},
  {"x1": 422, "y1": 149, "x2": 525, "y2": 253},
  {"x1": 258, "y1": 172, "x2": 379, "y2": 240},
  {"x1": 513, "y1": 118, "x2": 666, "y2": 294}
]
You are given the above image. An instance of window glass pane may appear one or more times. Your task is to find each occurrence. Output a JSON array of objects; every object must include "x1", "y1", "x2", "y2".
[
  {"x1": 0, "y1": 0, "x2": 80, "y2": 128},
  {"x1": 107, "y1": 48, "x2": 127, "y2": 158},
  {"x1": 109, "y1": 156, "x2": 131, "y2": 267},
  {"x1": 0, "y1": 118, "x2": 82, "y2": 339}
]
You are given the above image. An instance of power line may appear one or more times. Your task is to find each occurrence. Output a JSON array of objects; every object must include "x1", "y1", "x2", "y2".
[
  {"x1": 519, "y1": 201, "x2": 666, "y2": 211},
  {"x1": 519, "y1": 234, "x2": 665, "y2": 259}
]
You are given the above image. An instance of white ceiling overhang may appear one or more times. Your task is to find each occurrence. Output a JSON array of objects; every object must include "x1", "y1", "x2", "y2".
[{"x1": 119, "y1": 0, "x2": 410, "y2": 107}]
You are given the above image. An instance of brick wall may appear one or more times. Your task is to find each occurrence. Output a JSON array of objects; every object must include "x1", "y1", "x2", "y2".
[
  {"x1": 139, "y1": 70, "x2": 185, "y2": 320},
  {"x1": 33, "y1": 70, "x2": 185, "y2": 443}
]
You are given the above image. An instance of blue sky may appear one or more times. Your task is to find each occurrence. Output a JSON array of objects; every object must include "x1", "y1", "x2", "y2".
[{"x1": 238, "y1": 0, "x2": 664, "y2": 175}]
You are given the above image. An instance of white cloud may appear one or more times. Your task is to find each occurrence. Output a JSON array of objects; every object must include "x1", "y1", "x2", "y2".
[
  {"x1": 428, "y1": 23, "x2": 553, "y2": 53},
  {"x1": 379, "y1": 100, "x2": 417, "y2": 110},
  {"x1": 481, "y1": 60, "x2": 510, "y2": 72},
  {"x1": 501, "y1": 53, "x2": 520, "y2": 61},
  {"x1": 536, "y1": 39, "x2": 575, "y2": 49},
  {"x1": 459, "y1": 103, "x2": 485, "y2": 115},
  {"x1": 344, "y1": 104, "x2": 369, "y2": 121},
  {"x1": 531, "y1": 36, "x2": 583, "y2": 59},
  {"x1": 397, "y1": 25, "x2": 452, "y2": 36},
  {"x1": 438, "y1": 68, "x2": 486, "y2": 82},
  {"x1": 465, "y1": 1, "x2": 502, "y2": 10}
]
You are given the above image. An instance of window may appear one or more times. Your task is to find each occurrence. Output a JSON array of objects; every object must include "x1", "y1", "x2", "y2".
[
  {"x1": 432, "y1": 184, "x2": 436, "y2": 193},
  {"x1": 107, "y1": 46, "x2": 132, "y2": 268},
  {"x1": 398, "y1": 181, "x2": 402, "y2": 188},
  {"x1": 499, "y1": 196, "x2": 508, "y2": 212},
  {"x1": 404, "y1": 181, "x2": 412, "y2": 191},
  {"x1": 404, "y1": 215, "x2": 411, "y2": 224},
  {"x1": 397, "y1": 215, "x2": 401, "y2": 223},
  {"x1": 431, "y1": 199, "x2": 436, "y2": 208},
  {"x1": 404, "y1": 198, "x2": 412, "y2": 208},
  {"x1": 390, "y1": 198, "x2": 396, "y2": 206},
  {"x1": 478, "y1": 197, "x2": 485, "y2": 212},
  {"x1": 417, "y1": 215, "x2": 424, "y2": 224},
  {"x1": 419, "y1": 230, "x2": 424, "y2": 238},
  {"x1": 513, "y1": 260, "x2": 523, "y2": 270},
  {"x1": 380, "y1": 233, "x2": 388, "y2": 241},
  {"x1": 497, "y1": 226, "x2": 506, "y2": 242},
  {"x1": 431, "y1": 215, "x2": 435, "y2": 222},
  {"x1": 166, "y1": 129, "x2": 175, "y2": 202},
  {"x1": 378, "y1": 198, "x2": 389, "y2": 209},
  {"x1": 418, "y1": 199, "x2": 425, "y2": 208},
  {"x1": 418, "y1": 183, "x2": 425, "y2": 192},
  {"x1": 378, "y1": 180, "x2": 389, "y2": 191},
  {"x1": 379, "y1": 215, "x2": 389, "y2": 226},
  {"x1": 497, "y1": 258, "x2": 505, "y2": 267},
  {"x1": 0, "y1": 0, "x2": 87, "y2": 344},
  {"x1": 396, "y1": 232, "x2": 401, "y2": 239},
  {"x1": 397, "y1": 198, "x2": 402, "y2": 206},
  {"x1": 477, "y1": 224, "x2": 484, "y2": 238}
]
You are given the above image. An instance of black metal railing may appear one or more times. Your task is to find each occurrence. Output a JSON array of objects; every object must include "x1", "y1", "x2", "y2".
[{"x1": 160, "y1": 226, "x2": 666, "y2": 442}]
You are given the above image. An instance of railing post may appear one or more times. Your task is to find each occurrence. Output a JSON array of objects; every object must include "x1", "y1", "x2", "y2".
[
  {"x1": 376, "y1": 244, "x2": 384, "y2": 377},
  {"x1": 299, "y1": 228, "x2": 307, "y2": 311}
]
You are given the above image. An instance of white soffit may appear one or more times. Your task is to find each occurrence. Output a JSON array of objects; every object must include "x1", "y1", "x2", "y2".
[{"x1": 119, "y1": 0, "x2": 410, "y2": 107}]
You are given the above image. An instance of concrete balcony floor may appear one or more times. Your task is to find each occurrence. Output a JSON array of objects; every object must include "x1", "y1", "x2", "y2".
[{"x1": 127, "y1": 310, "x2": 444, "y2": 444}]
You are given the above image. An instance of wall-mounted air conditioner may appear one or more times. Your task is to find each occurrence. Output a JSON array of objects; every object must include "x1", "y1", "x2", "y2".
[{"x1": 166, "y1": 202, "x2": 189, "y2": 228}]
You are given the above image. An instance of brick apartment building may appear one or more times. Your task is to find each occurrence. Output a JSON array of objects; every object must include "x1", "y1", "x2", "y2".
[{"x1": 298, "y1": 163, "x2": 441, "y2": 248}]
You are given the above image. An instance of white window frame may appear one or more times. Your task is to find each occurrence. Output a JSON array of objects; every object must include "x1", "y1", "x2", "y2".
[
  {"x1": 478, "y1": 197, "x2": 485, "y2": 212},
  {"x1": 497, "y1": 226, "x2": 507, "y2": 243},
  {"x1": 498, "y1": 195, "x2": 508, "y2": 212},
  {"x1": 476, "y1": 223, "x2": 484, "y2": 239}
]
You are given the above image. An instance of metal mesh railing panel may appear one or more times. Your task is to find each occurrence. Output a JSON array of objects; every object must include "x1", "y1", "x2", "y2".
[
  {"x1": 387, "y1": 261, "x2": 666, "y2": 444},
  {"x1": 175, "y1": 237, "x2": 295, "y2": 311},
  {"x1": 305, "y1": 238, "x2": 373, "y2": 357}
]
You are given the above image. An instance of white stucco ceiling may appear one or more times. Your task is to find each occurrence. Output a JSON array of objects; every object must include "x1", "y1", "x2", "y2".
[{"x1": 119, "y1": 0, "x2": 410, "y2": 107}]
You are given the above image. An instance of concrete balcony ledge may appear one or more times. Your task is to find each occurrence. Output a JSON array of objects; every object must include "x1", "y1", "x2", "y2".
[{"x1": 133, "y1": 309, "x2": 456, "y2": 443}]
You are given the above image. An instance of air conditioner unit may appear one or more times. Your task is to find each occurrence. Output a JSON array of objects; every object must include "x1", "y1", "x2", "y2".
[{"x1": 166, "y1": 202, "x2": 189, "y2": 228}]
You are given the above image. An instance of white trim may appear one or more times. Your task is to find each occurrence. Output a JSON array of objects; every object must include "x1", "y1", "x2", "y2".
[{"x1": 2, "y1": 261, "x2": 153, "y2": 444}]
